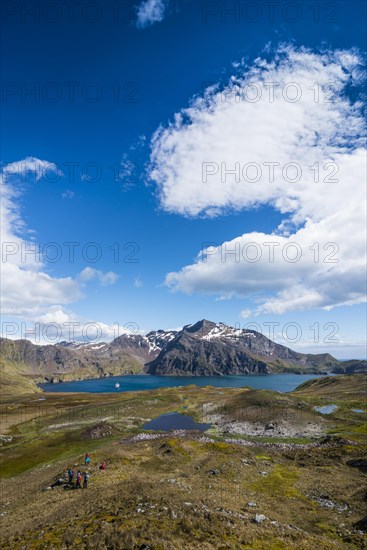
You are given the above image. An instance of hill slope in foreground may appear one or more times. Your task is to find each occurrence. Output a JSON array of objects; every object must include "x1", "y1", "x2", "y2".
[
  {"x1": 1, "y1": 320, "x2": 366, "y2": 394},
  {"x1": 0, "y1": 374, "x2": 366, "y2": 548}
]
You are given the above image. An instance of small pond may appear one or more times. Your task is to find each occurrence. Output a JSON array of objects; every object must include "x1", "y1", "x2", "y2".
[
  {"x1": 351, "y1": 409, "x2": 365, "y2": 413},
  {"x1": 314, "y1": 404, "x2": 338, "y2": 415},
  {"x1": 143, "y1": 412, "x2": 211, "y2": 432}
]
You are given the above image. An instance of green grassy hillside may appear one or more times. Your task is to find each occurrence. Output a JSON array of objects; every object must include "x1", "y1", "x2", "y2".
[
  {"x1": 0, "y1": 378, "x2": 366, "y2": 548},
  {"x1": 0, "y1": 358, "x2": 41, "y2": 396},
  {"x1": 294, "y1": 374, "x2": 367, "y2": 401}
]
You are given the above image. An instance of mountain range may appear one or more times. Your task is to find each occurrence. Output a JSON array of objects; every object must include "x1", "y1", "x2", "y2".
[{"x1": 1, "y1": 320, "x2": 366, "y2": 393}]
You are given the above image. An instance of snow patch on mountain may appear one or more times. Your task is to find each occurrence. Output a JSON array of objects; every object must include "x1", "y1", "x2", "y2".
[
  {"x1": 201, "y1": 323, "x2": 256, "y2": 341},
  {"x1": 145, "y1": 330, "x2": 178, "y2": 355}
]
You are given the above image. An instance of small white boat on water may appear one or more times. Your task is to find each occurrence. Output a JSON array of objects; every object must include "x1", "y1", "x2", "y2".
[{"x1": 114, "y1": 383, "x2": 120, "y2": 389}]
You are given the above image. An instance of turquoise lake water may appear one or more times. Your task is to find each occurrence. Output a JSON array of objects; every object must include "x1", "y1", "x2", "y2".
[
  {"x1": 313, "y1": 404, "x2": 338, "y2": 415},
  {"x1": 143, "y1": 412, "x2": 211, "y2": 432},
  {"x1": 40, "y1": 373, "x2": 329, "y2": 394}
]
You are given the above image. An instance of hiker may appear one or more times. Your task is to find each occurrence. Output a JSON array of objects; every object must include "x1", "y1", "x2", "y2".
[
  {"x1": 68, "y1": 467, "x2": 74, "y2": 484},
  {"x1": 76, "y1": 470, "x2": 82, "y2": 489},
  {"x1": 84, "y1": 453, "x2": 91, "y2": 466},
  {"x1": 100, "y1": 461, "x2": 107, "y2": 471},
  {"x1": 83, "y1": 471, "x2": 89, "y2": 489}
]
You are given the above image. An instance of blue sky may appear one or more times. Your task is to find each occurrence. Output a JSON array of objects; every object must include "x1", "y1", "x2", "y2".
[{"x1": 1, "y1": 0, "x2": 366, "y2": 358}]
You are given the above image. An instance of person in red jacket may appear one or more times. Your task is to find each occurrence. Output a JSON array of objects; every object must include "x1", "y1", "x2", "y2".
[
  {"x1": 76, "y1": 470, "x2": 82, "y2": 489},
  {"x1": 100, "y1": 461, "x2": 107, "y2": 471}
]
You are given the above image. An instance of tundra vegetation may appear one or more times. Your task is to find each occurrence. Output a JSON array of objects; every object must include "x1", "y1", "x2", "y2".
[{"x1": 0, "y1": 375, "x2": 366, "y2": 549}]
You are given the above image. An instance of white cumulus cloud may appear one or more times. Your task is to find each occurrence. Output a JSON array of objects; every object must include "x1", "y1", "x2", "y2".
[
  {"x1": 148, "y1": 45, "x2": 367, "y2": 314},
  {"x1": 136, "y1": 0, "x2": 168, "y2": 29},
  {"x1": 1, "y1": 160, "x2": 118, "y2": 322},
  {"x1": 79, "y1": 267, "x2": 119, "y2": 286}
]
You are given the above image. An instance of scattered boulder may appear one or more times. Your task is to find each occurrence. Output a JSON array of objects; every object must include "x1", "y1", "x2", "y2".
[
  {"x1": 318, "y1": 435, "x2": 356, "y2": 447},
  {"x1": 310, "y1": 493, "x2": 348, "y2": 512},
  {"x1": 254, "y1": 514, "x2": 267, "y2": 523},
  {"x1": 0, "y1": 435, "x2": 12, "y2": 444}
]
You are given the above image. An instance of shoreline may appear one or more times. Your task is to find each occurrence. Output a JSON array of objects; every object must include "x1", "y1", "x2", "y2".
[
  {"x1": 39, "y1": 370, "x2": 332, "y2": 386},
  {"x1": 38, "y1": 372, "x2": 334, "y2": 395}
]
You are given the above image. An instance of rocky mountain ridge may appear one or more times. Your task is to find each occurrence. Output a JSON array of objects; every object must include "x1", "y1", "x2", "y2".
[
  {"x1": 0, "y1": 320, "x2": 365, "y2": 387},
  {"x1": 145, "y1": 320, "x2": 341, "y2": 375}
]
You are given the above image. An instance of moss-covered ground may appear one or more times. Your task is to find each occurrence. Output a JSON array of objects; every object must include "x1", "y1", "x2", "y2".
[{"x1": 0, "y1": 375, "x2": 366, "y2": 548}]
